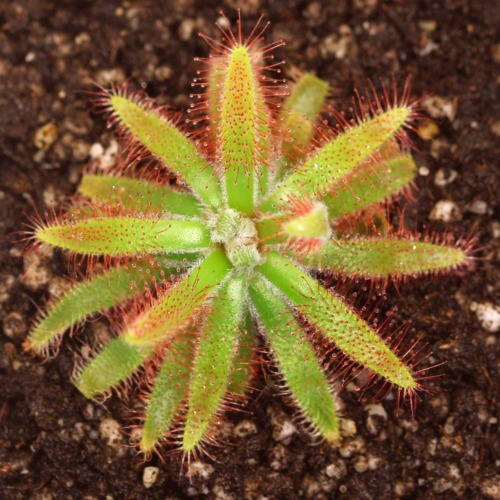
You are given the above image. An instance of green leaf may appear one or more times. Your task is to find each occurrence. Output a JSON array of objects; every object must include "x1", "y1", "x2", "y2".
[
  {"x1": 249, "y1": 274, "x2": 340, "y2": 442},
  {"x1": 76, "y1": 337, "x2": 152, "y2": 398},
  {"x1": 141, "y1": 332, "x2": 195, "y2": 453},
  {"x1": 220, "y1": 46, "x2": 267, "y2": 214},
  {"x1": 304, "y1": 238, "x2": 468, "y2": 277},
  {"x1": 258, "y1": 252, "x2": 416, "y2": 390},
  {"x1": 323, "y1": 153, "x2": 416, "y2": 219},
  {"x1": 124, "y1": 248, "x2": 232, "y2": 345},
  {"x1": 109, "y1": 95, "x2": 222, "y2": 209},
  {"x1": 28, "y1": 261, "x2": 167, "y2": 353},
  {"x1": 36, "y1": 217, "x2": 211, "y2": 255},
  {"x1": 226, "y1": 312, "x2": 254, "y2": 398},
  {"x1": 278, "y1": 73, "x2": 329, "y2": 181},
  {"x1": 79, "y1": 174, "x2": 202, "y2": 217},
  {"x1": 183, "y1": 274, "x2": 246, "y2": 453},
  {"x1": 261, "y1": 106, "x2": 411, "y2": 211}
]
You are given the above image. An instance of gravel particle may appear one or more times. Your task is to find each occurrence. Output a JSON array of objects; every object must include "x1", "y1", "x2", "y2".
[
  {"x1": 34, "y1": 122, "x2": 58, "y2": 150},
  {"x1": 339, "y1": 436, "x2": 364, "y2": 457},
  {"x1": 3, "y1": 311, "x2": 28, "y2": 339},
  {"x1": 178, "y1": 19, "x2": 195, "y2": 41},
  {"x1": 466, "y1": 199, "x2": 489, "y2": 215},
  {"x1": 325, "y1": 459, "x2": 347, "y2": 479},
  {"x1": 142, "y1": 466, "x2": 160, "y2": 488},
  {"x1": 22, "y1": 251, "x2": 52, "y2": 291},
  {"x1": 187, "y1": 461, "x2": 214, "y2": 480},
  {"x1": 340, "y1": 418, "x2": 357, "y2": 436},
  {"x1": 99, "y1": 418, "x2": 124, "y2": 453},
  {"x1": 470, "y1": 301, "x2": 500, "y2": 332},
  {"x1": 422, "y1": 95, "x2": 458, "y2": 122},
  {"x1": 233, "y1": 419, "x2": 257, "y2": 438},
  {"x1": 429, "y1": 200, "x2": 462, "y2": 222},
  {"x1": 434, "y1": 168, "x2": 458, "y2": 187},
  {"x1": 481, "y1": 477, "x2": 500, "y2": 499}
]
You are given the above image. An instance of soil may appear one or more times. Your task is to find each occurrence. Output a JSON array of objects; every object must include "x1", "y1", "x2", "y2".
[{"x1": 0, "y1": 1, "x2": 498, "y2": 499}]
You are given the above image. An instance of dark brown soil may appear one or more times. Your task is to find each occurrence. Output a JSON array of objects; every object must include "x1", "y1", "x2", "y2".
[{"x1": 0, "y1": 1, "x2": 498, "y2": 499}]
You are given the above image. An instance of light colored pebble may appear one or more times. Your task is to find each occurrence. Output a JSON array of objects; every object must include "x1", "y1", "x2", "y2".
[
  {"x1": 325, "y1": 460, "x2": 347, "y2": 479},
  {"x1": 233, "y1": 419, "x2": 257, "y2": 438},
  {"x1": 99, "y1": 418, "x2": 124, "y2": 452},
  {"x1": 273, "y1": 420, "x2": 296, "y2": 443},
  {"x1": 339, "y1": 436, "x2": 364, "y2": 458},
  {"x1": 340, "y1": 418, "x2": 357, "y2": 436},
  {"x1": 22, "y1": 251, "x2": 52, "y2": 291},
  {"x1": 34, "y1": 122, "x2": 58, "y2": 150},
  {"x1": 178, "y1": 19, "x2": 195, "y2": 41},
  {"x1": 187, "y1": 461, "x2": 214, "y2": 480},
  {"x1": 466, "y1": 199, "x2": 489, "y2": 215},
  {"x1": 365, "y1": 403, "x2": 388, "y2": 420},
  {"x1": 434, "y1": 168, "x2": 458, "y2": 187},
  {"x1": 422, "y1": 95, "x2": 458, "y2": 122},
  {"x1": 481, "y1": 476, "x2": 500, "y2": 499},
  {"x1": 429, "y1": 200, "x2": 462, "y2": 222},
  {"x1": 142, "y1": 466, "x2": 159, "y2": 488},
  {"x1": 470, "y1": 301, "x2": 500, "y2": 332},
  {"x1": 320, "y1": 25, "x2": 357, "y2": 60},
  {"x1": 418, "y1": 166, "x2": 430, "y2": 176},
  {"x1": 3, "y1": 311, "x2": 27, "y2": 339}
]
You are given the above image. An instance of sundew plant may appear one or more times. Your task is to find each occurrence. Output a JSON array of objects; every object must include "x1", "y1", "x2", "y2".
[{"x1": 26, "y1": 15, "x2": 471, "y2": 458}]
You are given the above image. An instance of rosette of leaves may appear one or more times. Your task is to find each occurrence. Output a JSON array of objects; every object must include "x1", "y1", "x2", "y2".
[{"x1": 26, "y1": 17, "x2": 470, "y2": 458}]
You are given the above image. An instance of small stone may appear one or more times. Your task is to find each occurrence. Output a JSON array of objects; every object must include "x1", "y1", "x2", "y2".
[
  {"x1": 422, "y1": 96, "x2": 458, "y2": 122},
  {"x1": 491, "y1": 221, "x2": 500, "y2": 239},
  {"x1": 353, "y1": 0, "x2": 378, "y2": 14},
  {"x1": 466, "y1": 199, "x2": 489, "y2": 215},
  {"x1": 99, "y1": 418, "x2": 124, "y2": 453},
  {"x1": 418, "y1": 166, "x2": 430, "y2": 176},
  {"x1": 340, "y1": 418, "x2": 357, "y2": 436},
  {"x1": 178, "y1": 19, "x2": 195, "y2": 41},
  {"x1": 273, "y1": 420, "x2": 296, "y2": 443},
  {"x1": 365, "y1": 403, "x2": 387, "y2": 420},
  {"x1": 339, "y1": 436, "x2": 364, "y2": 458},
  {"x1": 417, "y1": 120, "x2": 439, "y2": 140},
  {"x1": 470, "y1": 302, "x2": 500, "y2": 332},
  {"x1": 142, "y1": 466, "x2": 159, "y2": 488},
  {"x1": 325, "y1": 460, "x2": 347, "y2": 479},
  {"x1": 22, "y1": 251, "x2": 52, "y2": 291},
  {"x1": 481, "y1": 476, "x2": 500, "y2": 499},
  {"x1": 233, "y1": 419, "x2": 257, "y2": 438},
  {"x1": 418, "y1": 20, "x2": 437, "y2": 33},
  {"x1": 490, "y1": 120, "x2": 500, "y2": 137},
  {"x1": 3, "y1": 312, "x2": 27, "y2": 340},
  {"x1": 434, "y1": 168, "x2": 458, "y2": 187},
  {"x1": 187, "y1": 461, "x2": 214, "y2": 480},
  {"x1": 96, "y1": 68, "x2": 126, "y2": 86},
  {"x1": 34, "y1": 123, "x2": 58, "y2": 150},
  {"x1": 429, "y1": 200, "x2": 462, "y2": 222},
  {"x1": 154, "y1": 65, "x2": 173, "y2": 81},
  {"x1": 320, "y1": 25, "x2": 357, "y2": 60}
]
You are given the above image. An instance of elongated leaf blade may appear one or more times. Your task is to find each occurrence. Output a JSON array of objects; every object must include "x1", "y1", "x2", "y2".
[
  {"x1": 28, "y1": 262, "x2": 167, "y2": 353},
  {"x1": 141, "y1": 332, "x2": 195, "y2": 452},
  {"x1": 305, "y1": 238, "x2": 468, "y2": 277},
  {"x1": 249, "y1": 275, "x2": 340, "y2": 441},
  {"x1": 259, "y1": 252, "x2": 416, "y2": 390},
  {"x1": 324, "y1": 153, "x2": 416, "y2": 219},
  {"x1": 76, "y1": 337, "x2": 152, "y2": 398},
  {"x1": 124, "y1": 248, "x2": 232, "y2": 345},
  {"x1": 36, "y1": 217, "x2": 211, "y2": 255},
  {"x1": 261, "y1": 106, "x2": 411, "y2": 210},
  {"x1": 79, "y1": 174, "x2": 202, "y2": 217},
  {"x1": 110, "y1": 95, "x2": 222, "y2": 209},
  {"x1": 220, "y1": 46, "x2": 269, "y2": 214},
  {"x1": 278, "y1": 73, "x2": 329, "y2": 180},
  {"x1": 182, "y1": 274, "x2": 246, "y2": 452}
]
